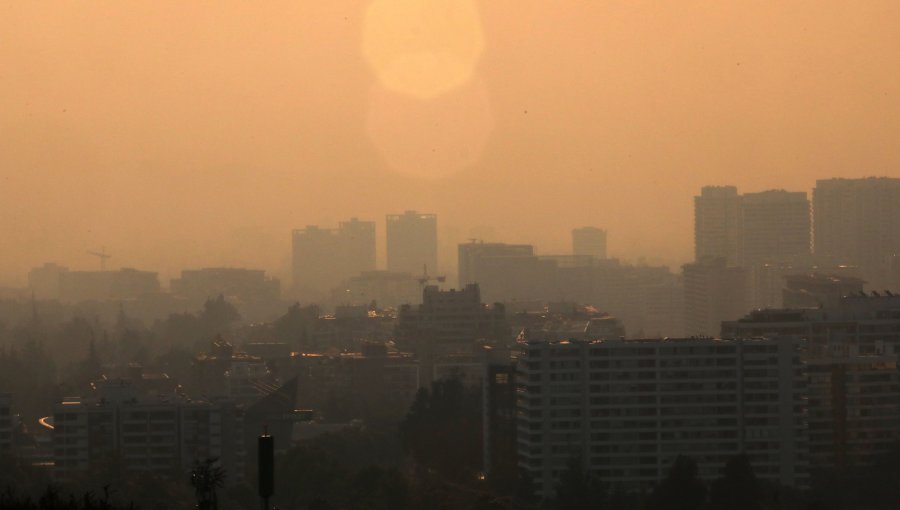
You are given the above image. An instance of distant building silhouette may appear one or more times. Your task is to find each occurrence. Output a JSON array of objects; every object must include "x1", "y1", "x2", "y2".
[
  {"x1": 813, "y1": 177, "x2": 900, "y2": 288},
  {"x1": 740, "y1": 189, "x2": 811, "y2": 266},
  {"x1": 58, "y1": 268, "x2": 160, "y2": 303},
  {"x1": 457, "y1": 241, "x2": 535, "y2": 290},
  {"x1": 571, "y1": 226, "x2": 608, "y2": 259},
  {"x1": 331, "y1": 270, "x2": 420, "y2": 308},
  {"x1": 28, "y1": 263, "x2": 69, "y2": 300},
  {"x1": 683, "y1": 257, "x2": 749, "y2": 336},
  {"x1": 170, "y1": 267, "x2": 280, "y2": 321},
  {"x1": 292, "y1": 218, "x2": 376, "y2": 296},
  {"x1": 694, "y1": 185, "x2": 741, "y2": 264},
  {"x1": 386, "y1": 210, "x2": 437, "y2": 275}
]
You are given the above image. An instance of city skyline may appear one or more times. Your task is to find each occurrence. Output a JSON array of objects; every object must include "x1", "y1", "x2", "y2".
[{"x1": 2, "y1": 2, "x2": 899, "y2": 286}]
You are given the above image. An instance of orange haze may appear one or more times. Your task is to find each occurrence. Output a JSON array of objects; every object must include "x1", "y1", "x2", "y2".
[{"x1": 1, "y1": 1, "x2": 899, "y2": 285}]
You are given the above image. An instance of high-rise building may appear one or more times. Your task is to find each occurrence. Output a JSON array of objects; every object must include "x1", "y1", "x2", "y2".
[
  {"x1": 694, "y1": 186, "x2": 741, "y2": 265},
  {"x1": 740, "y1": 190, "x2": 811, "y2": 266},
  {"x1": 386, "y1": 211, "x2": 437, "y2": 275},
  {"x1": 813, "y1": 177, "x2": 900, "y2": 288},
  {"x1": 572, "y1": 227, "x2": 608, "y2": 259},
  {"x1": 457, "y1": 241, "x2": 535, "y2": 289},
  {"x1": 291, "y1": 218, "x2": 377, "y2": 295},
  {"x1": 683, "y1": 257, "x2": 749, "y2": 336},
  {"x1": 515, "y1": 338, "x2": 807, "y2": 496}
]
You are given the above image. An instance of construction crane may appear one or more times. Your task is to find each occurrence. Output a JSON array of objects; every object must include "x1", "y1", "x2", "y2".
[
  {"x1": 87, "y1": 246, "x2": 111, "y2": 271},
  {"x1": 417, "y1": 264, "x2": 446, "y2": 288}
]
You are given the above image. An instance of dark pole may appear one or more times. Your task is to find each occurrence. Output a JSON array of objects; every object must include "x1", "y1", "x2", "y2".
[{"x1": 258, "y1": 433, "x2": 274, "y2": 510}]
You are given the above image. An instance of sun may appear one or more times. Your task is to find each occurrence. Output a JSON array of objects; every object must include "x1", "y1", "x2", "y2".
[{"x1": 362, "y1": 0, "x2": 484, "y2": 99}]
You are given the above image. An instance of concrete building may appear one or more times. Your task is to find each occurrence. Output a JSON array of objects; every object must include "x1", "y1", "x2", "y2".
[
  {"x1": 58, "y1": 268, "x2": 160, "y2": 303},
  {"x1": 813, "y1": 177, "x2": 900, "y2": 288},
  {"x1": 386, "y1": 211, "x2": 438, "y2": 275},
  {"x1": 292, "y1": 218, "x2": 377, "y2": 296},
  {"x1": 722, "y1": 300, "x2": 900, "y2": 469},
  {"x1": 516, "y1": 338, "x2": 807, "y2": 496},
  {"x1": 694, "y1": 186, "x2": 741, "y2": 265},
  {"x1": 683, "y1": 257, "x2": 750, "y2": 337},
  {"x1": 332, "y1": 270, "x2": 420, "y2": 309},
  {"x1": 396, "y1": 284, "x2": 509, "y2": 357},
  {"x1": 0, "y1": 394, "x2": 12, "y2": 455},
  {"x1": 52, "y1": 381, "x2": 244, "y2": 482},
  {"x1": 458, "y1": 241, "x2": 535, "y2": 290},
  {"x1": 28, "y1": 263, "x2": 69, "y2": 300},
  {"x1": 740, "y1": 190, "x2": 811, "y2": 266},
  {"x1": 170, "y1": 267, "x2": 280, "y2": 320},
  {"x1": 806, "y1": 346, "x2": 900, "y2": 469},
  {"x1": 782, "y1": 273, "x2": 865, "y2": 309},
  {"x1": 572, "y1": 227, "x2": 608, "y2": 260}
]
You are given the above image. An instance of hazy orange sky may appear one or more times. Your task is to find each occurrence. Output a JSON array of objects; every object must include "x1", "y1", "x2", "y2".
[{"x1": 2, "y1": 1, "x2": 898, "y2": 286}]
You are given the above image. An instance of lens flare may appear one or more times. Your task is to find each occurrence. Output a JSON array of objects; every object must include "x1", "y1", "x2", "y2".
[{"x1": 362, "y1": 0, "x2": 484, "y2": 99}]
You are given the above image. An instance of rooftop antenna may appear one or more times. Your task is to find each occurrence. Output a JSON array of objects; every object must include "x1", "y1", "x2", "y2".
[{"x1": 87, "y1": 246, "x2": 111, "y2": 271}]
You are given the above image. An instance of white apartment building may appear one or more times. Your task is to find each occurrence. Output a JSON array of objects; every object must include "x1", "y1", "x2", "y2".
[
  {"x1": 52, "y1": 381, "x2": 244, "y2": 481},
  {"x1": 516, "y1": 338, "x2": 807, "y2": 496}
]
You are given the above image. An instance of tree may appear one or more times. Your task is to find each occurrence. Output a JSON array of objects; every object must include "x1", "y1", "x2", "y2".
[
  {"x1": 552, "y1": 456, "x2": 606, "y2": 510},
  {"x1": 191, "y1": 457, "x2": 226, "y2": 510},
  {"x1": 708, "y1": 454, "x2": 760, "y2": 510},
  {"x1": 399, "y1": 378, "x2": 482, "y2": 483},
  {"x1": 647, "y1": 456, "x2": 706, "y2": 510}
]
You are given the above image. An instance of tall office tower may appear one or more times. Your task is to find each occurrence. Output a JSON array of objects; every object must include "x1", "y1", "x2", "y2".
[
  {"x1": 457, "y1": 241, "x2": 535, "y2": 288},
  {"x1": 694, "y1": 186, "x2": 741, "y2": 265},
  {"x1": 386, "y1": 210, "x2": 438, "y2": 275},
  {"x1": 572, "y1": 227, "x2": 608, "y2": 259},
  {"x1": 515, "y1": 338, "x2": 807, "y2": 496},
  {"x1": 814, "y1": 177, "x2": 900, "y2": 287},
  {"x1": 683, "y1": 257, "x2": 749, "y2": 336},
  {"x1": 740, "y1": 190, "x2": 811, "y2": 266},
  {"x1": 291, "y1": 218, "x2": 376, "y2": 294}
]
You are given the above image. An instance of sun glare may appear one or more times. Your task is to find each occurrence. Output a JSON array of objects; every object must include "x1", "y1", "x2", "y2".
[{"x1": 362, "y1": 0, "x2": 484, "y2": 99}]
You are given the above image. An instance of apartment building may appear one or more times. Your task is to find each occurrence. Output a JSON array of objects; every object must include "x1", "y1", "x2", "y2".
[
  {"x1": 516, "y1": 338, "x2": 807, "y2": 496},
  {"x1": 52, "y1": 381, "x2": 244, "y2": 482}
]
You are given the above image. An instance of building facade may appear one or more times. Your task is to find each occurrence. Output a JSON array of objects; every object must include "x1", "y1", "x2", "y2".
[
  {"x1": 291, "y1": 218, "x2": 377, "y2": 296},
  {"x1": 813, "y1": 177, "x2": 900, "y2": 288},
  {"x1": 572, "y1": 227, "x2": 608, "y2": 260},
  {"x1": 386, "y1": 211, "x2": 438, "y2": 275},
  {"x1": 0, "y1": 394, "x2": 12, "y2": 455},
  {"x1": 52, "y1": 382, "x2": 244, "y2": 482},
  {"x1": 683, "y1": 257, "x2": 749, "y2": 337},
  {"x1": 740, "y1": 190, "x2": 811, "y2": 266},
  {"x1": 516, "y1": 338, "x2": 807, "y2": 496},
  {"x1": 694, "y1": 186, "x2": 741, "y2": 265}
]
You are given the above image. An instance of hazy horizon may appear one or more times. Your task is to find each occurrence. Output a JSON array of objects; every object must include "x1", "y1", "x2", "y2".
[{"x1": 3, "y1": 1, "x2": 898, "y2": 286}]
